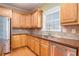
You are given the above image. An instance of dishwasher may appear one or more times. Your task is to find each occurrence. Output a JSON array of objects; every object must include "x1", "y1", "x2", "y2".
[{"x1": 51, "y1": 42, "x2": 77, "y2": 56}]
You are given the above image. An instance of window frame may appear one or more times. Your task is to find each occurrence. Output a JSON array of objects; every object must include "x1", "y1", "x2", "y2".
[{"x1": 42, "y1": 6, "x2": 61, "y2": 32}]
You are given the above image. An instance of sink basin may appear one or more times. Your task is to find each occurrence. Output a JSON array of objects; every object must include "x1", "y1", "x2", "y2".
[{"x1": 41, "y1": 35, "x2": 54, "y2": 39}]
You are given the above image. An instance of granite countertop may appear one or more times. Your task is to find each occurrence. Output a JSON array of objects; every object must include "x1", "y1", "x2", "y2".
[{"x1": 12, "y1": 33, "x2": 79, "y2": 48}]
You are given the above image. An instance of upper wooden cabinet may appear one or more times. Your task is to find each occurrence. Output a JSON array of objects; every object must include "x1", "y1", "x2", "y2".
[
  {"x1": 60, "y1": 3, "x2": 79, "y2": 25},
  {"x1": 12, "y1": 12, "x2": 21, "y2": 28},
  {"x1": 32, "y1": 10, "x2": 42, "y2": 28},
  {"x1": 25, "y1": 14, "x2": 32, "y2": 28},
  {"x1": 0, "y1": 7, "x2": 12, "y2": 18},
  {"x1": 20, "y1": 14, "x2": 26, "y2": 28},
  {"x1": 12, "y1": 9, "x2": 42, "y2": 29}
]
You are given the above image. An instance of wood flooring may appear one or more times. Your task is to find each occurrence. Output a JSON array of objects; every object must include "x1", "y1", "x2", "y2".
[{"x1": 5, "y1": 47, "x2": 36, "y2": 56}]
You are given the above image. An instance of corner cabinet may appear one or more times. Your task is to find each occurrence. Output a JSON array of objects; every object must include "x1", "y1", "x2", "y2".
[
  {"x1": 11, "y1": 35, "x2": 27, "y2": 49},
  {"x1": 11, "y1": 35, "x2": 21, "y2": 49},
  {"x1": 60, "y1": 3, "x2": 79, "y2": 25}
]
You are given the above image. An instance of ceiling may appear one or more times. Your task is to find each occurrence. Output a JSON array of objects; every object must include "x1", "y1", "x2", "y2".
[{"x1": 0, "y1": 3, "x2": 44, "y2": 13}]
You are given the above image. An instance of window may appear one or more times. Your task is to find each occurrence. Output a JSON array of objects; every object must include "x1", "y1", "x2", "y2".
[{"x1": 43, "y1": 6, "x2": 61, "y2": 32}]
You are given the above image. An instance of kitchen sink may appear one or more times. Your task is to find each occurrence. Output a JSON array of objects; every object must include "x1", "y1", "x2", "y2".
[{"x1": 40, "y1": 34, "x2": 54, "y2": 39}]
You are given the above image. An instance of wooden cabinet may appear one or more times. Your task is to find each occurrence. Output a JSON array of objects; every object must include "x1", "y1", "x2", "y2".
[
  {"x1": 12, "y1": 12, "x2": 21, "y2": 28},
  {"x1": 26, "y1": 35, "x2": 50, "y2": 56},
  {"x1": 40, "y1": 39, "x2": 50, "y2": 56},
  {"x1": 30, "y1": 36, "x2": 35, "y2": 51},
  {"x1": 25, "y1": 14, "x2": 32, "y2": 28},
  {"x1": 32, "y1": 11, "x2": 38, "y2": 28},
  {"x1": 27, "y1": 35, "x2": 31, "y2": 48},
  {"x1": 34, "y1": 38, "x2": 40, "y2": 55},
  {"x1": 27, "y1": 35, "x2": 40, "y2": 55},
  {"x1": 20, "y1": 14, "x2": 26, "y2": 28},
  {"x1": 11, "y1": 35, "x2": 27, "y2": 49},
  {"x1": 0, "y1": 7, "x2": 12, "y2": 18},
  {"x1": 20, "y1": 35, "x2": 27, "y2": 47},
  {"x1": 32, "y1": 10, "x2": 42, "y2": 28},
  {"x1": 11, "y1": 35, "x2": 21, "y2": 49},
  {"x1": 12, "y1": 12, "x2": 32, "y2": 28},
  {"x1": 12, "y1": 9, "x2": 42, "y2": 28},
  {"x1": 61, "y1": 3, "x2": 78, "y2": 25}
]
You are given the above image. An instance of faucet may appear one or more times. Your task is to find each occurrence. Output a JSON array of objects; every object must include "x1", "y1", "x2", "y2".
[{"x1": 48, "y1": 24, "x2": 51, "y2": 36}]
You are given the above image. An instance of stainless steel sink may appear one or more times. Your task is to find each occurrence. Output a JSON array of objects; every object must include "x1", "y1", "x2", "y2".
[{"x1": 41, "y1": 35, "x2": 54, "y2": 39}]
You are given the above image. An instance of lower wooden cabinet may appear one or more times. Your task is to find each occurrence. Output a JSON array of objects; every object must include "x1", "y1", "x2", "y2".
[
  {"x1": 40, "y1": 39, "x2": 50, "y2": 56},
  {"x1": 34, "y1": 38, "x2": 40, "y2": 55},
  {"x1": 30, "y1": 37, "x2": 35, "y2": 51},
  {"x1": 11, "y1": 35, "x2": 21, "y2": 49},
  {"x1": 27, "y1": 35, "x2": 31, "y2": 48},
  {"x1": 11, "y1": 34, "x2": 78, "y2": 56},
  {"x1": 26, "y1": 35, "x2": 50, "y2": 56},
  {"x1": 11, "y1": 35, "x2": 27, "y2": 49},
  {"x1": 20, "y1": 35, "x2": 27, "y2": 47}
]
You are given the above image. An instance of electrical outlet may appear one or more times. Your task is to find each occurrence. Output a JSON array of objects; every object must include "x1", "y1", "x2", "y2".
[{"x1": 72, "y1": 29, "x2": 76, "y2": 33}]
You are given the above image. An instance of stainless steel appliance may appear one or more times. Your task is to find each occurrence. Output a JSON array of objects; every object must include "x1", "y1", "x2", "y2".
[
  {"x1": 51, "y1": 42, "x2": 77, "y2": 56},
  {"x1": 0, "y1": 16, "x2": 10, "y2": 53}
]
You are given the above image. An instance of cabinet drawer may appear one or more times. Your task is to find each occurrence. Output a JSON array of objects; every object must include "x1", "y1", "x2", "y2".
[
  {"x1": 40, "y1": 43, "x2": 49, "y2": 56},
  {"x1": 41, "y1": 39, "x2": 49, "y2": 45},
  {"x1": 34, "y1": 38, "x2": 40, "y2": 42}
]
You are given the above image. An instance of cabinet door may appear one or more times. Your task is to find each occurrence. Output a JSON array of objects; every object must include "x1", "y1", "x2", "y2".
[
  {"x1": 32, "y1": 10, "x2": 42, "y2": 28},
  {"x1": 30, "y1": 37, "x2": 35, "y2": 51},
  {"x1": 34, "y1": 38, "x2": 40, "y2": 55},
  {"x1": 61, "y1": 4, "x2": 77, "y2": 23},
  {"x1": 20, "y1": 14, "x2": 26, "y2": 28},
  {"x1": 20, "y1": 35, "x2": 27, "y2": 47},
  {"x1": 27, "y1": 36, "x2": 31, "y2": 48},
  {"x1": 26, "y1": 14, "x2": 32, "y2": 28},
  {"x1": 12, "y1": 12, "x2": 21, "y2": 28},
  {"x1": 40, "y1": 39, "x2": 50, "y2": 56},
  {"x1": 33, "y1": 11, "x2": 38, "y2": 28},
  {"x1": 0, "y1": 7, "x2": 12, "y2": 17},
  {"x1": 37, "y1": 11, "x2": 42, "y2": 28},
  {"x1": 11, "y1": 35, "x2": 21, "y2": 49},
  {"x1": 40, "y1": 44, "x2": 49, "y2": 56},
  {"x1": 25, "y1": 35, "x2": 28, "y2": 46},
  {"x1": 31, "y1": 14, "x2": 34, "y2": 28}
]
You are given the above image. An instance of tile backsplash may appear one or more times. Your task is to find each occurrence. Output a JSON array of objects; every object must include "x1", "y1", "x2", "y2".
[
  {"x1": 11, "y1": 29, "x2": 32, "y2": 34},
  {"x1": 11, "y1": 25, "x2": 79, "y2": 40},
  {"x1": 31, "y1": 25, "x2": 79, "y2": 40},
  {"x1": 62, "y1": 25, "x2": 79, "y2": 34}
]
